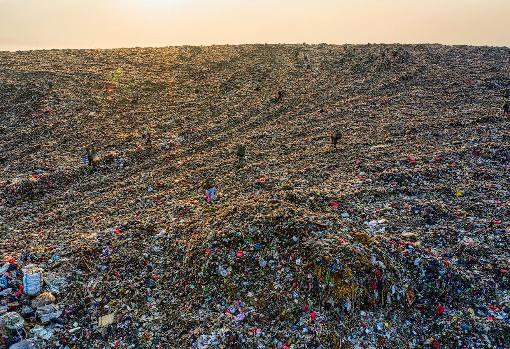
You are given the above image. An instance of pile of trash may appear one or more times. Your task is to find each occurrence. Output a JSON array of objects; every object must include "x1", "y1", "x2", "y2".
[
  {"x1": 0, "y1": 256, "x2": 67, "y2": 348},
  {"x1": 1, "y1": 44, "x2": 509, "y2": 348},
  {"x1": 176, "y1": 196, "x2": 509, "y2": 348}
]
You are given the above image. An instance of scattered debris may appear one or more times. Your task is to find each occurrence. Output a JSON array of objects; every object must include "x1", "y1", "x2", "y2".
[{"x1": 1, "y1": 44, "x2": 509, "y2": 348}]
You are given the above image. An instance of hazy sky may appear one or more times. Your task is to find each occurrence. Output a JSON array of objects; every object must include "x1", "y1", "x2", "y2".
[{"x1": 1, "y1": 0, "x2": 509, "y2": 50}]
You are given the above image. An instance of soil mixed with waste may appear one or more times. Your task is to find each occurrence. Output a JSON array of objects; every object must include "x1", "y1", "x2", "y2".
[{"x1": 1, "y1": 44, "x2": 510, "y2": 348}]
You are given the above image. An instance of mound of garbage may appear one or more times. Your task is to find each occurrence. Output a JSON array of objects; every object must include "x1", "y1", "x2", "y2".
[{"x1": 1, "y1": 44, "x2": 509, "y2": 348}]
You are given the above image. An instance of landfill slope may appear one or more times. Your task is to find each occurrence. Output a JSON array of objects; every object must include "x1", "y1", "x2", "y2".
[{"x1": 0, "y1": 44, "x2": 509, "y2": 348}]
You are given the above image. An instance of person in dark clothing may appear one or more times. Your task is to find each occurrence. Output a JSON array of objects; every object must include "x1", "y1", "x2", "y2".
[
  {"x1": 272, "y1": 90, "x2": 284, "y2": 103},
  {"x1": 236, "y1": 144, "x2": 246, "y2": 159},
  {"x1": 235, "y1": 144, "x2": 246, "y2": 167},
  {"x1": 330, "y1": 130, "x2": 342, "y2": 149},
  {"x1": 85, "y1": 147, "x2": 97, "y2": 169}
]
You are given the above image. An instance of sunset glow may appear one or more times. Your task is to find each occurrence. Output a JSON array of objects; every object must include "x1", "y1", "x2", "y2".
[{"x1": 1, "y1": 0, "x2": 509, "y2": 50}]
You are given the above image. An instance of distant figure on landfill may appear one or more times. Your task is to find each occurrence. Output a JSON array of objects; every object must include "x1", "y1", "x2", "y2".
[
  {"x1": 131, "y1": 91, "x2": 139, "y2": 105},
  {"x1": 235, "y1": 144, "x2": 246, "y2": 166},
  {"x1": 143, "y1": 131, "x2": 151, "y2": 146},
  {"x1": 504, "y1": 100, "x2": 510, "y2": 115},
  {"x1": 273, "y1": 90, "x2": 284, "y2": 103},
  {"x1": 502, "y1": 89, "x2": 510, "y2": 116},
  {"x1": 83, "y1": 147, "x2": 97, "y2": 171},
  {"x1": 330, "y1": 129, "x2": 342, "y2": 150}
]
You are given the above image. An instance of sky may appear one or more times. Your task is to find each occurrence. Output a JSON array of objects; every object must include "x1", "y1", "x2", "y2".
[{"x1": 0, "y1": 0, "x2": 509, "y2": 50}]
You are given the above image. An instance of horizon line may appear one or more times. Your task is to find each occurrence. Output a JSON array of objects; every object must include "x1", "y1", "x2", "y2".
[{"x1": 2, "y1": 42, "x2": 510, "y2": 53}]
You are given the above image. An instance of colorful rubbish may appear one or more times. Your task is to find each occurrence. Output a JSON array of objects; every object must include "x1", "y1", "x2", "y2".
[
  {"x1": 1, "y1": 44, "x2": 510, "y2": 348},
  {"x1": 205, "y1": 187, "x2": 217, "y2": 202},
  {"x1": 98, "y1": 313, "x2": 115, "y2": 328},
  {"x1": 36, "y1": 304, "x2": 62, "y2": 324},
  {"x1": 8, "y1": 340, "x2": 36, "y2": 349},
  {"x1": 22, "y1": 266, "x2": 42, "y2": 296},
  {"x1": 0, "y1": 312, "x2": 24, "y2": 336}
]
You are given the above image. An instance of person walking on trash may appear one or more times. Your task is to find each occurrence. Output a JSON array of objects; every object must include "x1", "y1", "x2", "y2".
[{"x1": 503, "y1": 89, "x2": 510, "y2": 116}]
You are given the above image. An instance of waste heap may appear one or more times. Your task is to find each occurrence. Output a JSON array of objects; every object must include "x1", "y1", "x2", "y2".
[{"x1": 1, "y1": 44, "x2": 509, "y2": 348}]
